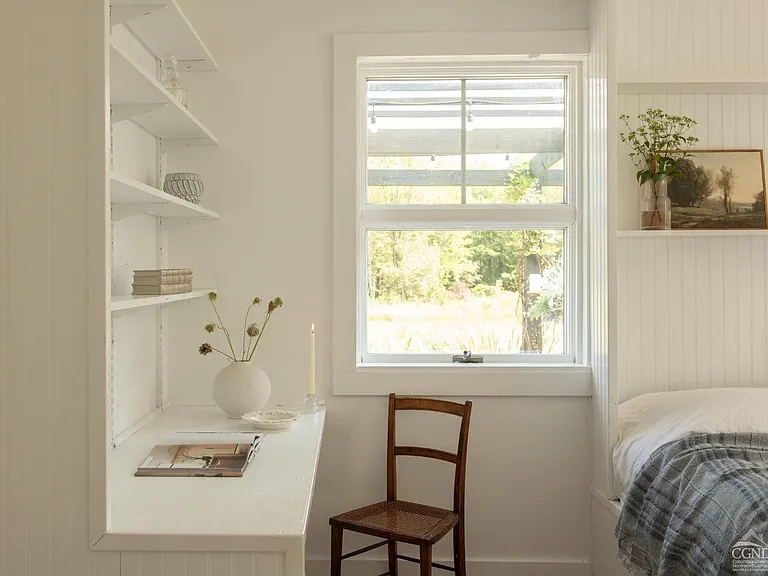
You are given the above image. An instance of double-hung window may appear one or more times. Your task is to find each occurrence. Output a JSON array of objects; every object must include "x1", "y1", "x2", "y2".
[
  {"x1": 359, "y1": 65, "x2": 579, "y2": 365},
  {"x1": 333, "y1": 34, "x2": 590, "y2": 394}
]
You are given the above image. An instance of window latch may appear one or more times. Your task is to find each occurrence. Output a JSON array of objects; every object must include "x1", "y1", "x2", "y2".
[{"x1": 452, "y1": 350, "x2": 483, "y2": 364}]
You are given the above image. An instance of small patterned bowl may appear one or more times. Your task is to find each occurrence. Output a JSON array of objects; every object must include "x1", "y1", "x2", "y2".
[
  {"x1": 242, "y1": 409, "x2": 303, "y2": 430},
  {"x1": 163, "y1": 172, "x2": 204, "y2": 204}
]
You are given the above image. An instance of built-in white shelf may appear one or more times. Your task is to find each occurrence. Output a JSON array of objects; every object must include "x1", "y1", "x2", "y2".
[
  {"x1": 110, "y1": 44, "x2": 218, "y2": 147},
  {"x1": 110, "y1": 171, "x2": 220, "y2": 221},
  {"x1": 110, "y1": 0, "x2": 217, "y2": 71},
  {"x1": 619, "y1": 230, "x2": 768, "y2": 238},
  {"x1": 618, "y1": 81, "x2": 768, "y2": 95},
  {"x1": 111, "y1": 289, "x2": 216, "y2": 312}
]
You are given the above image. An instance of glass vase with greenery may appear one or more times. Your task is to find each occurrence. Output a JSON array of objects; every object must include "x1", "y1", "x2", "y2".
[{"x1": 619, "y1": 109, "x2": 699, "y2": 230}]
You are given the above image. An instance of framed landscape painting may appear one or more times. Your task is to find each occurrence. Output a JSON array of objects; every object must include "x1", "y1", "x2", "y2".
[{"x1": 669, "y1": 149, "x2": 767, "y2": 229}]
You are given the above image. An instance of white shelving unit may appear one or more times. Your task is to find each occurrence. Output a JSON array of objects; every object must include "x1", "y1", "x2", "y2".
[
  {"x1": 110, "y1": 0, "x2": 217, "y2": 71},
  {"x1": 111, "y1": 289, "x2": 215, "y2": 312},
  {"x1": 110, "y1": 171, "x2": 220, "y2": 220},
  {"x1": 94, "y1": 0, "x2": 228, "y2": 554},
  {"x1": 107, "y1": 0, "x2": 220, "y2": 448},
  {"x1": 110, "y1": 43, "x2": 218, "y2": 146}
]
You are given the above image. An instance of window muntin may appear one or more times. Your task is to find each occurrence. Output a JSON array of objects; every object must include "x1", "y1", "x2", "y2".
[{"x1": 359, "y1": 68, "x2": 578, "y2": 364}]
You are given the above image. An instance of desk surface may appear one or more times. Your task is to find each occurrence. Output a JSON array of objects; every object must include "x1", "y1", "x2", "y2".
[{"x1": 108, "y1": 405, "x2": 325, "y2": 540}]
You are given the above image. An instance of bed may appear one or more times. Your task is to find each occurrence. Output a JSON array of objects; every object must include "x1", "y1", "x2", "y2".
[
  {"x1": 610, "y1": 388, "x2": 768, "y2": 576},
  {"x1": 613, "y1": 387, "x2": 768, "y2": 503}
]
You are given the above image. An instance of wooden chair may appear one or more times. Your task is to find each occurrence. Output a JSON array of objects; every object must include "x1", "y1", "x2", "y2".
[{"x1": 329, "y1": 394, "x2": 472, "y2": 576}]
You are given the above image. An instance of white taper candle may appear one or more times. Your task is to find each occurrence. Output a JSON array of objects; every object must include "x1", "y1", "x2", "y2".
[{"x1": 309, "y1": 323, "x2": 316, "y2": 396}]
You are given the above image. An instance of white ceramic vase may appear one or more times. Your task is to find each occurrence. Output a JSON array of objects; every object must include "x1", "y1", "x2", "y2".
[{"x1": 212, "y1": 361, "x2": 271, "y2": 419}]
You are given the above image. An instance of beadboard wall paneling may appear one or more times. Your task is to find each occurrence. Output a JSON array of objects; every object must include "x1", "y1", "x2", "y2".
[
  {"x1": 0, "y1": 0, "x2": 120, "y2": 574},
  {"x1": 587, "y1": 0, "x2": 619, "y2": 498},
  {"x1": 616, "y1": 0, "x2": 768, "y2": 82},
  {"x1": 618, "y1": 234, "x2": 768, "y2": 402},
  {"x1": 120, "y1": 552, "x2": 284, "y2": 576},
  {"x1": 618, "y1": 91, "x2": 768, "y2": 230},
  {"x1": 0, "y1": 8, "x2": 5, "y2": 569}
]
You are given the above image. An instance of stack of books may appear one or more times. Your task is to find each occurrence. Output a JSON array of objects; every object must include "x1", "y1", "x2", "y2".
[{"x1": 132, "y1": 268, "x2": 193, "y2": 296}]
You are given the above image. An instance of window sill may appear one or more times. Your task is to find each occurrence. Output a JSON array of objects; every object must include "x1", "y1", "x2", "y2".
[{"x1": 333, "y1": 364, "x2": 592, "y2": 397}]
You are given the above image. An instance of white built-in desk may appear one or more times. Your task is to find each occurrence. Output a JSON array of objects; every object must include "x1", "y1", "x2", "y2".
[{"x1": 98, "y1": 405, "x2": 325, "y2": 575}]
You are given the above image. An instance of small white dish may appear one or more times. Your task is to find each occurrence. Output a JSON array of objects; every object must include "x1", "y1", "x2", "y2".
[{"x1": 242, "y1": 409, "x2": 303, "y2": 430}]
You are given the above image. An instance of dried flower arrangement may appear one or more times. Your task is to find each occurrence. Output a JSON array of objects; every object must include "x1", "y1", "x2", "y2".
[{"x1": 198, "y1": 292, "x2": 284, "y2": 362}]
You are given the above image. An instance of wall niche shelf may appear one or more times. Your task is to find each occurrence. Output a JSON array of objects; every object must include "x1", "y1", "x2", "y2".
[
  {"x1": 110, "y1": 44, "x2": 218, "y2": 147},
  {"x1": 111, "y1": 289, "x2": 217, "y2": 312},
  {"x1": 618, "y1": 81, "x2": 768, "y2": 95},
  {"x1": 110, "y1": 171, "x2": 220, "y2": 221},
  {"x1": 619, "y1": 230, "x2": 768, "y2": 238},
  {"x1": 110, "y1": 0, "x2": 218, "y2": 71}
]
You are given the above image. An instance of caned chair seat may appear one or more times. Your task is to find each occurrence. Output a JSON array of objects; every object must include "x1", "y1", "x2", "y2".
[{"x1": 330, "y1": 500, "x2": 459, "y2": 545}]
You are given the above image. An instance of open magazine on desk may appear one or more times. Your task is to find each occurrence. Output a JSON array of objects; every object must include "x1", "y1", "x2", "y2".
[{"x1": 135, "y1": 431, "x2": 263, "y2": 477}]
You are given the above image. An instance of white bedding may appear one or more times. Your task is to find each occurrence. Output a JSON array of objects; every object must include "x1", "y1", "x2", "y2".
[{"x1": 613, "y1": 387, "x2": 768, "y2": 502}]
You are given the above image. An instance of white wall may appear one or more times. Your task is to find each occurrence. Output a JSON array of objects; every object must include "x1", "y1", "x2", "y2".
[
  {"x1": 586, "y1": 0, "x2": 619, "y2": 500},
  {"x1": 618, "y1": 91, "x2": 768, "y2": 229},
  {"x1": 1, "y1": 0, "x2": 595, "y2": 574},
  {"x1": 594, "y1": 2, "x2": 768, "y2": 572},
  {"x1": 616, "y1": 0, "x2": 768, "y2": 404},
  {"x1": 616, "y1": 0, "x2": 768, "y2": 229},
  {"x1": 618, "y1": 234, "x2": 768, "y2": 402},
  {"x1": 162, "y1": 0, "x2": 593, "y2": 573},
  {"x1": 0, "y1": 0, "x2": 120, "y2": 574},
  {"x1": 616, "y1": 0, "x2": 768, "y2": 83}
]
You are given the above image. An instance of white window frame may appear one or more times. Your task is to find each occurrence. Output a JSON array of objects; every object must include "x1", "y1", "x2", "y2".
[
  {"x1": 361, "y1": 67, "x2": 577, "y2": 365},
  {"x1": 333, "y1": 32, "x2": 592, "y2": 396}
]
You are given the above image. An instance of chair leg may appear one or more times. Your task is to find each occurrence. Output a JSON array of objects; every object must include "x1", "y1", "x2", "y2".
[
  {"x1": 330, "y1": 525, "x2": 343, "y2": 576},
  {"x1": 453, "y1": 520, "x2": 466, "y2": 576},
  {"x1": 388, "y1": 540, "x2": 398, "y2": 576},
  {"x1": 419, "y1": 544, "x2": 432, "y2": 576}
]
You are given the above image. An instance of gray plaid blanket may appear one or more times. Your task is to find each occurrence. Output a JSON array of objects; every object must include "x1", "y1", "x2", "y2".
[{"x1": 616, "y1": 433, "x2": 768, "y2": 576}]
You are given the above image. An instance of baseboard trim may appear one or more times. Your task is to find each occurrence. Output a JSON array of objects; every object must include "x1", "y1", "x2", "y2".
[
  {"x1": 307, "y1": 557, "x2": 591, "y2": 576},
  {"x1": 591, "y1": 485, "x2": 622, "y2": 518}
]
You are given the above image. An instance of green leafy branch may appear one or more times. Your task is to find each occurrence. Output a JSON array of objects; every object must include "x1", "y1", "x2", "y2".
[{"x1": 619, "y1": 108, "x2": 699, "y2": 184}]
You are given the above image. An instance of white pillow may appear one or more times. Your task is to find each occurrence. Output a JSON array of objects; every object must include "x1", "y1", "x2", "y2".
[{"x1": 613, "y1": 388, "x2": 768, "y2": 501}]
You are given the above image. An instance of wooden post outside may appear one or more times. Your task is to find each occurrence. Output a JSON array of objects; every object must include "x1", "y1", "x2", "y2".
[{"x1": 522, "y1": 253, "x2": 542, "y2": 352}]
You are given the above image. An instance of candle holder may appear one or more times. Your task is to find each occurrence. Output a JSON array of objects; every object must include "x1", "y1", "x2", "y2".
[{"x1": 304, "y1": 393, "x2": 319, "y2": 414}]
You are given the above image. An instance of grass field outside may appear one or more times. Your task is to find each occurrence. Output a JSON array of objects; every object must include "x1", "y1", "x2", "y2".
[{"x1": 367, "y1": 290, "x2": 563, "y2": 355}]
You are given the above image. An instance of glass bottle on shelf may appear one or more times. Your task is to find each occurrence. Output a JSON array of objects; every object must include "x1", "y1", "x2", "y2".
[{"x1": 160, "y1": 55, "x2": 188, "y2": 108}]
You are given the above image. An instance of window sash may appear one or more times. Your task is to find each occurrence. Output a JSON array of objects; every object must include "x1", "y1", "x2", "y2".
[
  {"x1": 359, "y1": 224, "x2": 576, "y2": 363},
  {"x1": 362, "y1": 66, "x2": 576, "y2": 208},
  {"x1": 357, "y1": 63, "x2": 580, "y2": 365}
]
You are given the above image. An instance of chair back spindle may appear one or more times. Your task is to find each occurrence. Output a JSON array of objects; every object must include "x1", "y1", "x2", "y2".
[{"x1": 385, "y1": 394, "x2": 473, "y2": 514}]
